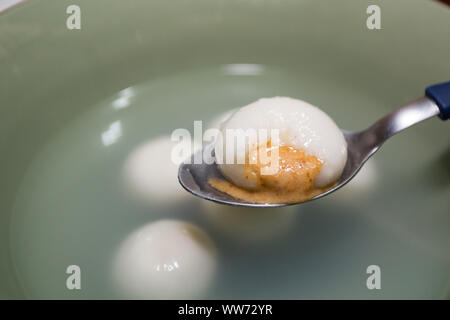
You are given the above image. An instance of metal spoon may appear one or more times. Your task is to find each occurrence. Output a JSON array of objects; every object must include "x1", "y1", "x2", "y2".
[{"x1": 179, "y1": 82, "x2": 450, "y2": 207}]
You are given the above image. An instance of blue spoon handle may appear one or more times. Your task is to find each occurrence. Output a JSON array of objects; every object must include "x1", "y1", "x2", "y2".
[{"x1": 425, "y1": 81, "x2": 450, "y2": 120}]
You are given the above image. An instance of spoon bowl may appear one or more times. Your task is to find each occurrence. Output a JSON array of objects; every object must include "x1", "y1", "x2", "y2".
[{"x1": 178, "y1": 131, "x2": 375, "y2": 208}]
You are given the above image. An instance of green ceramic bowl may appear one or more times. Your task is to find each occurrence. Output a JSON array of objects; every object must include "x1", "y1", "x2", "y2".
[{"x1": 0, "y1": 0, "x2": 449, "y2": 299}]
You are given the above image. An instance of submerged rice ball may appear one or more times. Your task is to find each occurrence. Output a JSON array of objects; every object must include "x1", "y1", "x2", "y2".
[
  {"x1": 112, "y1": 220, "x2": 217, "y2": 299},
  {"x1": 201, "y1": 200, "x2": 297, "y2": 245},
  {"x1": 123, "y1": 136, "x2": 200, "y2": 204}
]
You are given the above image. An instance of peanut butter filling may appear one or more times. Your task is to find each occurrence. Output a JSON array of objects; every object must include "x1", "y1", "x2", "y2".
[{"x1": 210, "y1": 144, "x2": 333, "y2": 204}]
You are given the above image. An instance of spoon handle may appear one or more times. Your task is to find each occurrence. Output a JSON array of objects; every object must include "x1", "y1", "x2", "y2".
[
  {"x1": 356, "y1": 82, "x2": 449, "y2": 153},
  {"x1": 426, "y1": 81, "x2": 450, "y2": 120}
]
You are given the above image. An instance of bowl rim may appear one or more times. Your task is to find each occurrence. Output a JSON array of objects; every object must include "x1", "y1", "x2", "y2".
[{"x1": 0, "y1": 0, "x2": 27, "y2": 15}]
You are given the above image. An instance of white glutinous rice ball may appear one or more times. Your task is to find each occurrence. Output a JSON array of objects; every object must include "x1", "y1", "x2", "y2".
[
  {"x1": 334, "y1": 159, "x2": 378, "y2": 200},
  {"x1": 215, "y1": 97, "x2": 347, "y2": 189},
  {"x1": 112, "y1": 220, "x2": 217, "y2": 299},
  {"x1": 123, "y1": 135, "x2": 200, "y2": 204},
  {"x1": 201, "y1": 200, "x2": 296, "y2": 245}
]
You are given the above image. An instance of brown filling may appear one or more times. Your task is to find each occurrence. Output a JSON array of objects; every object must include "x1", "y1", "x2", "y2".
[{"x1": 209, "y1": 144, "x2": 333, "y2": 204}]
